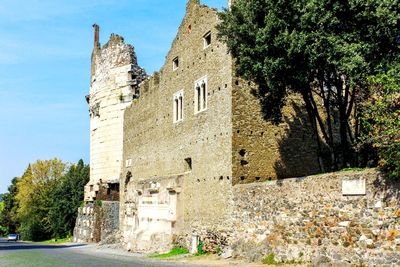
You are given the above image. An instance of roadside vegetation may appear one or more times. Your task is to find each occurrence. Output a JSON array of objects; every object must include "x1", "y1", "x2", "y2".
[
  {"x1": 218, "y1": 0, "x2": 399, "y2": 179},
  {"x1": 38, "y1": 236, "x2": 72, "y2": 244},
  {"x1": 149, "y1": 247, "x2": 189, "y2": 259},
  {"x1": 0, "y1": 159, "x2": 89, "y2": 241}
]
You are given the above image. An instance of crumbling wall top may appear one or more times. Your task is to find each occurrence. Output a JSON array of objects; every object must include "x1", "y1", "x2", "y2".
[{"x1": 91, "y1": 25, "x2": 145, "y2": 81}]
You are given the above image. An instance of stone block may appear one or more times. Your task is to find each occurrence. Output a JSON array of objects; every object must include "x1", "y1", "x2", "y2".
[{"x1": 342, "y1": 178, "x2": 366, "y2": 196}]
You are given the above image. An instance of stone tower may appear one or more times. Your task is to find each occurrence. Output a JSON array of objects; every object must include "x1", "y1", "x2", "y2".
[{"x1": 84, "y1": 24, "x2": 147, "y2": 202}]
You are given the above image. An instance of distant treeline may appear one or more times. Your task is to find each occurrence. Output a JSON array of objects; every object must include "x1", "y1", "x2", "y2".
[{"x1": 0, "y1": 159, "x2": 89, "y2": 240}]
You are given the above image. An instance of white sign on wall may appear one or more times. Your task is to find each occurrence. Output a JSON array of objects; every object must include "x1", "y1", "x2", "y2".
[{"x1": 342, "y1": 178, "x2": 366, "y2": 196}]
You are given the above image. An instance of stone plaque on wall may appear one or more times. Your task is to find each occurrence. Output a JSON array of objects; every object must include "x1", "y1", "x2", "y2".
[{"x1": 342, "y1": 178, "x2": 366, "y2": 196}]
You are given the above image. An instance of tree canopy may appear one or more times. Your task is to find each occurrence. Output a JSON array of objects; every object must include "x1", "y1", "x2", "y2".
[
  {"x1": 49, "y1": 159, "x2": 89, "y2": 238},
  {"x1": 16, "y1": 159, "x2": 66, "y2": 241},
  {"x1": 0, "y1": 177, "x2": 20, "y2": 234},
  {"x1": 0, "y1": 159, "x2": 89, "y2": 240},
  {"x1": 360, "y1": 61, "x2": 400, "y2": 179},
  {"x1": 218, "y1": 0, "x2": 399, "y2": 170}
]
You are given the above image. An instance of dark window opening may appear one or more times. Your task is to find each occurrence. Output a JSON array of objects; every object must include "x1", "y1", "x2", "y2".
[
  {"x1": 240, "y1": 176, "x2": 245, "y2": 181},
  {"x1": 125, "y1": 171, "x2": 132, "y2": 187},
  {"x1": 240, "y1": 160, "x2": 249, "y2": 166},
  {"x1": 203, "y1": 31, "x2": 211, "y2": 48},
  {"x1": 175, "y1": 98, "x2": 179, "y2": 121},
  {"x1": 185, "y1": 158, "x2": 192, "y2": 171},
  {"x1": 255, "y1": 177, "x2": 261, "y2": 181},
  {"x1": 239, "y1": 149, "x2": 246, "y2": 157},
  {"x1": 196, "y1": 85, "x2": 201, "y2": 111},
  {"x1": 202, "y1": 82, "x2": 206, "y2": 109},
  {"x1": 173, "y1": 57, "x2": 179, "y2": 70}
]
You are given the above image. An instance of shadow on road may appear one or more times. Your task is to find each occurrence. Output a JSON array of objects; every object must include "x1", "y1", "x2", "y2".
[{"x1": 0, "y1": 240, "x2": 87, "y2": 251}]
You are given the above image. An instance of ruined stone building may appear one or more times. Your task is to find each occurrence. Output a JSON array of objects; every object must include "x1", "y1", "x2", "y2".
[
  {"x1": 76, "y1": 0, "x2": 319, "y2": 252},
  {"x1": 74, "y1": 0, "x2": 400, "y2": 266},
  {"x1": 73, "y1": 1, "x2": 400, "y2": 264}
]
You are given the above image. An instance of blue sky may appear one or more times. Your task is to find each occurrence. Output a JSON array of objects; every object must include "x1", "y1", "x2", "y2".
[{"x1": 0, "y1": 0, "x2": 227, "y2": 193}]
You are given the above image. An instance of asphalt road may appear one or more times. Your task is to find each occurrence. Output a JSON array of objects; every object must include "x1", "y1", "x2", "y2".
[{"x1": 0, "y1": 238, "x2": 203, "y2": 267}]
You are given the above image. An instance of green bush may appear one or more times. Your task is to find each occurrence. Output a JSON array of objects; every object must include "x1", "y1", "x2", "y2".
[
  {"x1": 196, "y1": 241, "x2": 208, "y2": 255},
  {"x1": 19, "y1": 220, "x2": 51, "y2": 241},
  {"x1": 95, "y1": 200, "x2": 102, "y2": 207},
  {"x1": 360, "y1": 63, "x2": 400, "y2": 180},
  {"x1": 262, "y1": 253, "x2": 277, "y2": 265}
]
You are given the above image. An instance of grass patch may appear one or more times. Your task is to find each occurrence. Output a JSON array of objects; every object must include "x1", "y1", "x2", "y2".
[
  {"x1": 37, "y1": 236, "x2": 72, "y2": 244},
  {"x1": 262, "y1": 253, "x2": 277, "y2": 265},
  {"x1": 340, "y1": 167, "x2": 369, "y2": 172},
  {"x1": 149, "y1": 247, "x2": 189, "y2": 259},
  {"x1": 261, "y1": 253, "x2": 306, "y2": 265},
  {"x1": 0, "y1": 251, "x2": 78, "y2": 267}
]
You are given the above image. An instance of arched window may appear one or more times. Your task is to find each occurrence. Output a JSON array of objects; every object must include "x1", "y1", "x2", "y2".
[
  {"x1": 196, "y1": 84, "x2": 201, "y2": 112},
  {"x1": 175, "y1": 98, "x2": 179, "y2": 121},
  {"x1": 194, "y1": 76, "x2": 208, "y2": 114},
  {"x1": 201, "y1": 81, "x2": 206, "y2": 110},
  {"x1": 173, "y1": 90, "x2": 184, "y2": 123}
]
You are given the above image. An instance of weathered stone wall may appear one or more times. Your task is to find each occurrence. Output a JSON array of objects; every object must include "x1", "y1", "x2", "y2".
[
  {"x1": 85, "y1": 31, "x2": 146, "y2": 202},
  {"x1": 73, "y1": 203, "x2": 97, "y2": 243},
  {"x1": 74, "y1": 201, "x2": 120, "y2": 244},
  {"x1": 231, "y1": 83, "x2": 321, "y2": 185},
  {"x1": 120, "y1": 1, "x2": 234, "y2": 252},
  {"x1": 122, "y1": 176, "x2": 182, "y2": 252},
  {"x1": 231, "y1": 169, "x2": 400, "y2": 266},
  {"x1": 100, "y1": 201, "x2": 120, "y2": 244}
]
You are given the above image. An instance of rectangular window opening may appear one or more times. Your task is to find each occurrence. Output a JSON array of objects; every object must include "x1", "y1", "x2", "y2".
[
  {"x1": 184, "y1": 158, "x2": 192, "y2": 171},
  {"x1": 203, "y1": 31, "x2": 211, "y2": 48},
  {"x1": 173, "y1": 57, "x2": 179, "y2": 71}
]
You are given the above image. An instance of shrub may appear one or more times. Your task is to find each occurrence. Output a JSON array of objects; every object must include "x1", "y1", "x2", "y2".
[
  {"x1": 262, "y1": 253, "x2": 277, "y2": 265},
  {"x1": 359, "y1": 64, "x2": 400, "y2": 180}
]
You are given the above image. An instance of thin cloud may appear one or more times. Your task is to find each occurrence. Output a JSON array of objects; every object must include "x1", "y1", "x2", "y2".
[{"x1": 0, "y1": 0, "x2": 128, "y2": 23}]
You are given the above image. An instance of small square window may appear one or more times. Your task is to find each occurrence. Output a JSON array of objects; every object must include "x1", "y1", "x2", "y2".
[
  {"x1": 203, "y1": 31, "x2": 211, "y2": 48},
  {"x1": 173, "y1": 57, "x2": 179, "y2": 71}
]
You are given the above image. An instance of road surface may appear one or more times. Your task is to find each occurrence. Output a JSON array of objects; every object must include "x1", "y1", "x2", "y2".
[{"x1": 0, "y1": 238, "x2": 204, "y2": 267}]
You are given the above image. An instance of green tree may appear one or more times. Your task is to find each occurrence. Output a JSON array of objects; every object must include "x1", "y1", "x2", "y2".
[
  {"x1": 49, "y1": 159, "x2": 89, "y2": 238},
  {"x1": 218, "y1": 0, "x2": 399, "y2": 170},
  {"x1": 0, "y1": 201, "x2": 6, "y2": 236},
  {"x1": 0, "y1": 177, "x2": 20, "y2": 234},
  {"x1": 16, "y1": 159, "x2": 66, "y2": 241},
  {"x1": 360, "y1": 62, "x2": 400, "y2": 179}
]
